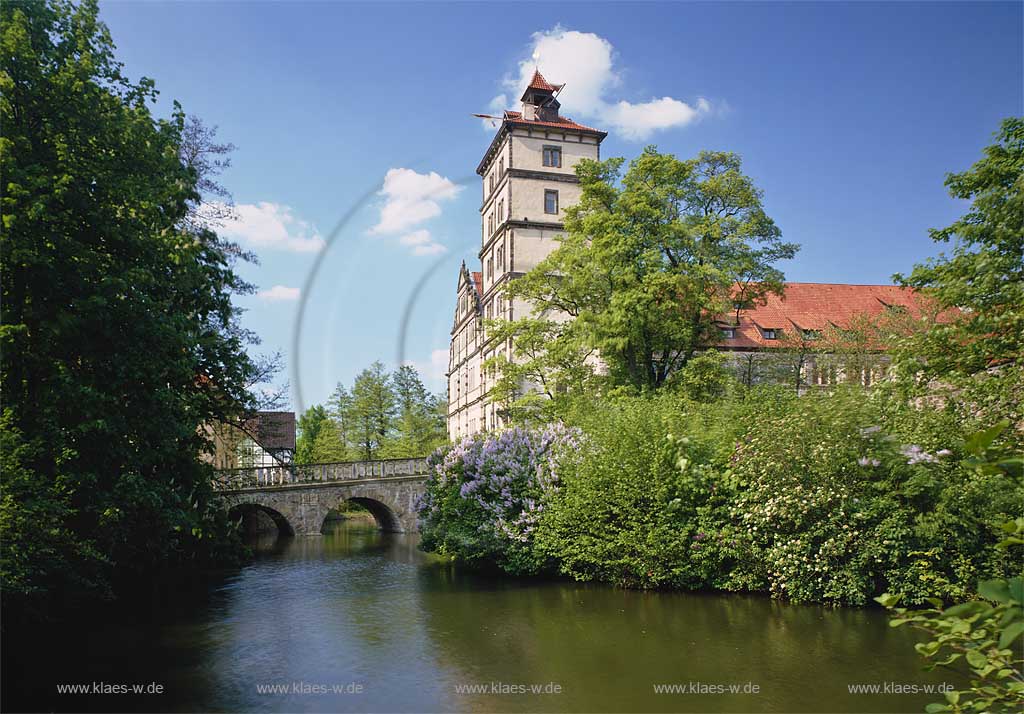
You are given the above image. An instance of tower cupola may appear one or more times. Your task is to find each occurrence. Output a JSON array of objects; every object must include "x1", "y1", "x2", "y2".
[{"x1": 520, "y1": 69, "x2": 563, "y2": 121}]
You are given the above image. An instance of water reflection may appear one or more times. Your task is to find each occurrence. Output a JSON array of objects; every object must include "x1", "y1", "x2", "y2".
[{"x1": 5, "y1": 520, "x2": 952, "y2": 713}]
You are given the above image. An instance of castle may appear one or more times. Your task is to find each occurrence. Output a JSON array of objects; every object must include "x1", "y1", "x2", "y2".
[
  {"x1": 447, "y1": 71, "x2": 606, "y2": 439},
  {"x1": 447, "y1": 71, "x2": 926, "y2": 440}
]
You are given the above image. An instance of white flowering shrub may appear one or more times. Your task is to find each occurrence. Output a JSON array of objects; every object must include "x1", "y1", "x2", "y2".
[{"x1": 727, "y1": 388, "x2": 1022, "y2": 605}]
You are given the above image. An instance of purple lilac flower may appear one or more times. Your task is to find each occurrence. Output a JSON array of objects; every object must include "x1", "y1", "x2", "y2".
[
  {"x1": 857, "y1": 457, "x2": 881, "y2": 467},
  {"x1": 900, "y1": 444, "x2": 938, "y2": 465}
]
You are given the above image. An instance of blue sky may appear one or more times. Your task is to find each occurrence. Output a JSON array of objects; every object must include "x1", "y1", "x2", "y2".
[{"x1": 97, "y1": 1, "x2": 1022, "y2": 411}]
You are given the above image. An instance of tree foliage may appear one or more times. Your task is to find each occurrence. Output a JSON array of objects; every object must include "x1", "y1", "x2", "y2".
[
  {"x1": 295, "y1": 363, "x2": 446, "y2": 463},
  {"x1": 294, "y1": 405, "x2": 329, "y2": 464},
  {"x1": 895, "y1": 117, "x2": 1023, "y2": 377},
  {"x1": 494, "y1": 147, "x2": 797, "y2": 412},
  {"x1": 1, "y1": 0, "x2": 258, "y2": 618}
]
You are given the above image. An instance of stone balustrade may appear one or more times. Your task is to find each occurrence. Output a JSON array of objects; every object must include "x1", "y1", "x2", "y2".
[{"x1": 214, "y1": 457, "x2": 430, "y2": 492}]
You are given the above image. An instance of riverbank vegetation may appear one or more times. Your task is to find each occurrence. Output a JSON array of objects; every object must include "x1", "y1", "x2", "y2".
[
  {"x1": 421, "y1": 387, "x2": 1021, "y2": 606},
  {"x1": 419, "y1": 119, "x2": 1023, "y2": 604},
  {"x1": 1, "y1": 0, "x2": 270, "y2": 622},
  {"x1": 295, "y1": 363, "x2": 446, "y2": 463}
]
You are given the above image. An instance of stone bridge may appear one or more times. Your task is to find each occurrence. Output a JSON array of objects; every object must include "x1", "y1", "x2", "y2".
[{"x1": 214, "y1": 458, "x2": 429, "y2": 535}]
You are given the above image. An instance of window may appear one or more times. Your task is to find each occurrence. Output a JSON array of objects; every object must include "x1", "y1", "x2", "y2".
[
  {"x1": 497, "y1": 295, "x2": 504, "y2": 317},
  {"x1": 803, "y1": 329, "x2": 821, "y2": 340},
  {"x1": 762, "y1": 328, "x2": 778, "y2": 340},
  {"x1": 812, "y1": 363, "x2": 837, "y2": 386},
  {"x1": 543, "y1": 145, "x2": 562, "y2": 167},
  {"x1": 487, "y1": 213, "x2": 494, "y2": 235},
  {"x1": 487, "y1": 257, "x2": 494, "y2": 280},
  {"x1": 497, "y1": 244, "x2": 505, "y2": 270},
  {"x1": 489, "y1": 173, "x2": 495, "y2": 192},
  {"x1": 498, "y1": 199, "x2": 504, "y2": 220},
  {"x1": 721, "y1": 327, "x2": 736, "y2": 339},
  {"x1": 544, "y1": 189, "x2": 559, "y2": 214},
  {"x1": 499, "y1": 157, "x2": 505, "y2": 175}
]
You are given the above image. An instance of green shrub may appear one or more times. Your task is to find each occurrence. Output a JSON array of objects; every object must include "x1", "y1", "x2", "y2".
[
  {"x1": 535, "y1": 395, "x2": 729, "y2": 588},
  {"x1": 727, "y1": 388, "x2": 1021, "y2": 605},
  {"x1": 877, "y1": 425, "x2": 1023, "y2": 713}
]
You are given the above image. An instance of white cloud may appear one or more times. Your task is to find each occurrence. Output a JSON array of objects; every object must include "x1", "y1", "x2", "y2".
[
  {"x1": 369, "y1": 168, "x2": 462, "y2": 256},
  {"x1": 604, "y1": 97, "x2": 712, "y2": 141},
  {"x1": 369, "y1": 168, "x2": 463, "y2": 236},
  {"x1": 257, "y1": 285, "x2": 300, "y2": 302},
  {"x1": 399, "y1": 229, "x2": 447, "y2": 256},
  {"x1": 405, "y1": 348, "x2": 450, "y2": 384},
  {"x1": 216, "y1": 202, "x2": 324, "y2": 253},
  {"x1": 503, "y1": 27, "x2": 712, "y2": 140}
]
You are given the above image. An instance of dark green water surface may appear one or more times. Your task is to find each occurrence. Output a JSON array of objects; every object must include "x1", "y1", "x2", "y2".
[{"x1": 6, "y1": 520, "x2": 955, "y2": 713}]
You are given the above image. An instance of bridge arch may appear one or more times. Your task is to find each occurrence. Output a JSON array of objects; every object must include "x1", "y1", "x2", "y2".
[
  {"x1": 228, "y1": 502, "x2": 295, "y2": 537},
  {"x1": 330, "y1": 497, "x2": 401, "y2": 533}
]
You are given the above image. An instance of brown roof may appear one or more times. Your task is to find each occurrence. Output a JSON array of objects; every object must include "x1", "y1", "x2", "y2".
[
  {"x1": 244, "y1": 411, "x2": 295, "y2": 451},
  {"x1": 471, "y1": 271, "x2": 483, "y2": 298},
  {"x1": 522, "y1": 69, "x2": 563, "y2": 97},
  {"x1": 718, "y1": 283, "x2": 938, "y2": 349}
]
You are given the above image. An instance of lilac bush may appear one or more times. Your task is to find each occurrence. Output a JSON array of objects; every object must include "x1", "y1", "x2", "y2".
[{"x1": 417, "y1": 424, "x2": 582, "y2": 574}]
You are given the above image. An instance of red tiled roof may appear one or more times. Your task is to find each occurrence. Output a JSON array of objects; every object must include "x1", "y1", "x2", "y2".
[
  {"x1": 718, "y1": 283, "x2": 937, "y2": 349},
  {"x1": 471, "y1": 271, "x2": 483, "y2": 298},
  {"x1": 503, "y1": 110, "x2": 606, "y2": 135},
  {"x1": 524, "y1": 69, "x2": 562, "y2": 94}
]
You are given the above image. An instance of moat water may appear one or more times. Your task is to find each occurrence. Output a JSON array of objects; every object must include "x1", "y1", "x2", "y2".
[{"x1": 8, "y1": 519, "x2": 954, "y2": 713}]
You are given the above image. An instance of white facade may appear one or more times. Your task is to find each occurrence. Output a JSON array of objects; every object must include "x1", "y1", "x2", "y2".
[{"x1": 447, "y1": 71, "x2": 606, "y2": 440}]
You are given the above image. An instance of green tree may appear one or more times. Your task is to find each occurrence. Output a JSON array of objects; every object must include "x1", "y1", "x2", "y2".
[
  {"x1": 327, "y1": 383, "x2": 354, "y2": 449},
  {"x1": 310, "y1": 424, "x2": 352, "y2": 462},
  {"x1": 1, "y1": 0, "x2": 255, "y2": 618},
  {"x1": 295, "y1": 405, "x2": 329, "y2": 464},
  {"x1": 498, "y1": 148, "x2": 797, "y2": 409},
  {"x1": 348, "y1": 362, "x2": 396, "y2": 460},
  {"x1": 895, "y1": 117, "x2": 1023, "y2": 377},
  {"x1": 384, "y1": 366, "x2": 446, "y2": 457}
]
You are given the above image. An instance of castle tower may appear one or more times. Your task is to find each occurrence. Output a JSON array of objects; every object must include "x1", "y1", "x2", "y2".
[{"x1": 447, "y1": 71, "x2": 607, "y2": 439}]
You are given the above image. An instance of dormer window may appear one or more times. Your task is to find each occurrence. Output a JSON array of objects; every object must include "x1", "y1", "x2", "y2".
[
  {"x1": 803, "y1": 329, "x2": 821, "y2": 340},
  {"x1": 721, "y1": 327, "x2": 736, "y2": 339},
  {"x1": 762, "y1": 328, "x2": 778, "y2": 340},
  {"x1": 543, "y1": 146, "x2": 562, "y2": 168}
]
